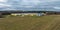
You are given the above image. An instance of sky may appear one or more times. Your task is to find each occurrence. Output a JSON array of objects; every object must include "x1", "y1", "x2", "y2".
[{"x1": 0, "y1": 0, "x2": 60, "y2": 11}]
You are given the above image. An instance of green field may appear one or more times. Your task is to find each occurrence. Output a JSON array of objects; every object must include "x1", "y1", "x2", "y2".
[{"x1": 0, "y1": 15, "x2": 60, "y2": 30}]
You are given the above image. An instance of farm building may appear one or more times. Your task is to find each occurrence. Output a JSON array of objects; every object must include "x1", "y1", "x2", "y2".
[
  {"x1": 0, "y1": 11, "x2": 47, "y2": 17},
  {"x1": 11, "y1": 13, "x2": 45, "y2": 16},
  {"x1": 9, "y1": 11, "x2": 46, "y2": 16},
  {"x1": 0, "y1": 11, "x2": 58, "y2": 17}
]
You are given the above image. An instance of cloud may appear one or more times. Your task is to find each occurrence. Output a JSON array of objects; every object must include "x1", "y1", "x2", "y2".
[
  {"x1": 0, "y1": 0, "x2": 60, "y2": 11},
  {"x1": 0, "y1": 0, "x2": 8, "y2": 2},
  {"x1": 20, "y1": 0, "x2": 60, "y2": 7},
  {"x1": 0, "y1": 3, "x2": 11, "y2": 7},
  {"x1": 20, "y1": 5, "x2": 34, "y2": 8},
  {"x1": 21, "y1": 0, "x2": 40, "y2": 5},
  {"x1": 53, "y1": 7, "x2": 60, "y2": 9},
  {"x1": 40, "y1": 0, "x2": 60, "y2": 2}
]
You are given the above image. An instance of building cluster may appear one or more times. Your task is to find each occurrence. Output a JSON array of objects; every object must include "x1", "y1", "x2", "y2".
[
  {"x1": 0, "y1": 11, "x2": 59, "y2": 17},
  {"x1": 0, "y1": 11, "x2": 46, "y2": 17},
  {"x1": 11, "y1": 13, "x2": 45, "y2": 16}
]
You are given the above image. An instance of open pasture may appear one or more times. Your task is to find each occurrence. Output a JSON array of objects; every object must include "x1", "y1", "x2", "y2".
[{"x1": 0, "y1": 15, "x2": 60, "y2": 30}]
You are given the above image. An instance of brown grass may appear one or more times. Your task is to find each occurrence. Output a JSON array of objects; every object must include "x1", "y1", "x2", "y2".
[{"x1": 0, "y1": 15, "x2": 60, "y2": 30}]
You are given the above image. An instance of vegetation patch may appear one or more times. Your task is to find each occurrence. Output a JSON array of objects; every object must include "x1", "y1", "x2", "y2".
[{"x1": 0, "y1": 15, "x2": 60, "y2": 30}]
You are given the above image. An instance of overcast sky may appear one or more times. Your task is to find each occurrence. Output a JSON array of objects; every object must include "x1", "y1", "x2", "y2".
[{"x1": 0, "y1": 0, "x2": 60, "y2": 11}]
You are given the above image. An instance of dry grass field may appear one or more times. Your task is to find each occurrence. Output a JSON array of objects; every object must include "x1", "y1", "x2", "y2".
[{"x1": 0, "y1": 15, "x2": 60, "y2": 30}]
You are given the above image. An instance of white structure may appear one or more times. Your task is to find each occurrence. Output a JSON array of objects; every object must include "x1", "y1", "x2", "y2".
[{"x1": 11, "y1": 13, "x2": 45, "y2": 16}]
